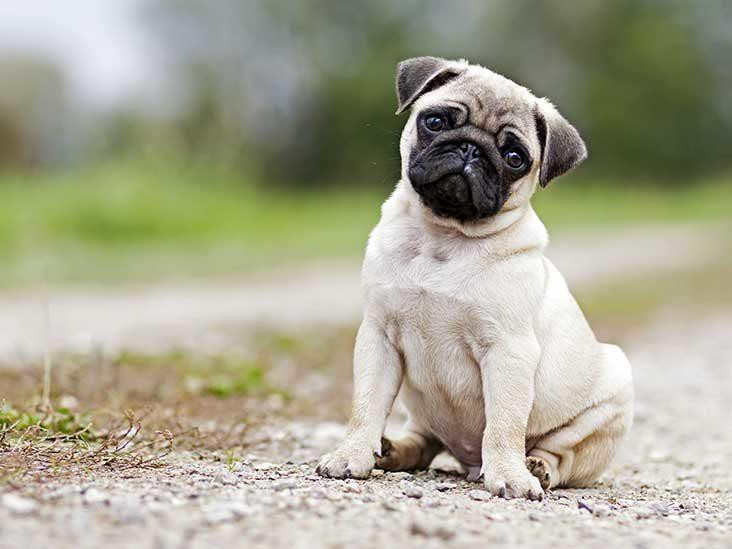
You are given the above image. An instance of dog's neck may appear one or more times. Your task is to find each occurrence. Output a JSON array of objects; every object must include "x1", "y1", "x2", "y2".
[{"x1": 391, "y1": 179, "x2": 549, "y2": 254}]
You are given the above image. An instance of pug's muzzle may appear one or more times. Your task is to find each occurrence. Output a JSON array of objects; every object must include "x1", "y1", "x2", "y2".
[{"x1": 408, "y1": 140, "x2": 504, "y2": 222}]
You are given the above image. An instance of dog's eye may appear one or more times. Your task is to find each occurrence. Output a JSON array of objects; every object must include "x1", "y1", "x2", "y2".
[
  {"x1": 503, "y1": 148, "x2": 526, "y2": 169},
  {"x1": 424, "y1": 115, "x2": 447, "y2": 132}
]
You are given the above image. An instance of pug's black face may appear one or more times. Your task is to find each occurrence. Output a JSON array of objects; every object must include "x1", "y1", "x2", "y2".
[{"x1": 408, "y1": 105, "x2": 533, "y2": 221}]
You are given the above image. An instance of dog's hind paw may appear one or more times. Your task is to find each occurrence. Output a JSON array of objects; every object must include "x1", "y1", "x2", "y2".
[{"x1": 526, "y1": 456, "x2": 552, "y2": 490}]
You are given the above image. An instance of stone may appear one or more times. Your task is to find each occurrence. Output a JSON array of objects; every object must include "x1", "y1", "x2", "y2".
[
  {"x1": 113, "y1": 504, "x2": 147, "y2": 525},
  {"x1": 272, "y1": 479, "x2": 298, "y2": 492},
  {"x1": 83, "y1": 488, "x2": 110, "y2": 505},
  {"x1": 203, "y1": 501, "x2": 252, "y2": 524},
  {"x1": 402, "y1": 485, "x2": 423, "y2": 499},
  {"x1": 2, "y1": 494, "x2": 37, "y2": 515},
  {"x1": 213, "y1": 471, "x2": 238, "y2": 486},
  {"x1": 578, "y1": 499, "x2": 594, "y2": 513},
  {"x1": 388, "y1": 472, "x2": 413, "y2": 481},
  {"x1": 382, "y1": 500, "x2": 401, "y2": 511},
  {"x1": 468, "y1": 489, "x2": 492, "y2": 502},
  {"x1": 410, "y1": 516, "x2": 455, "y2": 540},
  {"x1": 647, "y1": 501, "x2": 671, "y2": 516}
]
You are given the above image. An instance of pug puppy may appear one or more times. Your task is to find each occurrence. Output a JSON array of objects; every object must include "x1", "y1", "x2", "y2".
[{"x1": 316, "y1": 57, "x2": 634, "y2": 500}]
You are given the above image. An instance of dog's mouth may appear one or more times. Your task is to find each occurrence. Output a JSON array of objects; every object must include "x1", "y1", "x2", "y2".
[
  {"x1": 409, "y1": 150, "x2": 503, "y2": 221},
  {"x1": 431, "y1": 173, "x2": 471, "y2": 205}
]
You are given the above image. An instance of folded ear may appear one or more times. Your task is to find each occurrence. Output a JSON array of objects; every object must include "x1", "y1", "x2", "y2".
[
  {"x1": 534, "y1": 99, "x2": 587, "y2": 187},
  {"x1": 395, "y1": 56, "x2": 466, "y2": 114}
]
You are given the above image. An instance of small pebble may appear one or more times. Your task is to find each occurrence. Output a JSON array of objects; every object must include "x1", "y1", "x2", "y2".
[
  {"x1": 272, "y1": 479, "x2": 298, "y2": 492},
  {"x1": 635, "y1": 507, "x2": 653, "y2": 520},
  {"x1": 421, "y1": 497, "x2": 441, "y2": 508},
  {"x1": 468, "y1": 489, "x2": 492, "y2": 502},
  {"x1": 203, "y1": 502, "x2": 252, "y2": 524},
  {"x1": 578, "y1": 499, "x2": 594, "y2": 513},
  {"x1": 341, "y1": 482, "x2": 361, "y2": 494},
  {"x1": 213, "y1": 471, "x2": 238, "y2": 486},
  {"x1": 307, "y1": 487, "x2": 328, "y2": 499},
  {"x1": 679, "y1": 500, "x2": 695, "y2": 511},
  {"x1": 382, "y1": 500, "x2": 401, "y2": 511},
  {"x1": 647, "y1": 501, "x2": 671, "y2": 516},
  {"x1": 410, "y1": 516, "x2": 455, "y2": 540},
  {"x1": 113, "y1": 505, "x2": 147, "y2": 525},
  {"x1": 83, "y1": 488, "x2": 110, "y2": 505},
  {"x1": 42, "y1": 486, "x2": 78, "y2": 501},
  {"x1": 1, "y1": 494, "x2": 37, "y2": 515},
  {"x1": 402, "y1": 485, "x2": 423, "y2": 499},
  {"x1": 388, "y1": 472, "x2": 413, "y2": 481}
]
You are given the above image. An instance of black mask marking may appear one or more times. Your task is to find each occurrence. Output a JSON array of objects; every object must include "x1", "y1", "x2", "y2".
[{"x1": 408, "y1": 108, "x2": 531, "y2": 221}]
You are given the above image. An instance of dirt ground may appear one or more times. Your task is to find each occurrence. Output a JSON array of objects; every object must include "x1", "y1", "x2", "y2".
[{"x1": 1, "y1": 225, "x2": 731, "y2": 549}]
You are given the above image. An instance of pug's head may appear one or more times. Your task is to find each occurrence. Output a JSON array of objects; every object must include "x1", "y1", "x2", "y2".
[{"x1": 396, "y1": 56, "x2": 587, "y2": 223}]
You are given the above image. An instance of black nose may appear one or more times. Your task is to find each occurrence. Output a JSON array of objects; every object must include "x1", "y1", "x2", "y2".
[{"x1": 458, "y1": 142, "x2": 481, "y2": 161}]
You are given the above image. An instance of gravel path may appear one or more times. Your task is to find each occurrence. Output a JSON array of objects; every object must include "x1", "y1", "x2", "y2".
[
  {"x1": 2, "y1": 312, "x2": 731, "y2": 549},
  {"x1": 1, "y1": 223, "x2": 730, "y2": 548}
]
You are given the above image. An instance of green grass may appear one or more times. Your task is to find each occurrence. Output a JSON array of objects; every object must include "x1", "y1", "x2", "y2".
[
  {"x1": 113, "y1": 350, "x2": 269, "y2": 398},
  {"x1": 1, "y1": 161, "x2": 730, "y2": 285},
  {"x1": 532, "y1": 176, "x2": 732, "y2": 230},
  {"x1": 0, "y1": 400, "x2": 93, "y2": 436},
  {"x1": 0, "y1": 162, "x2": 383, "y2": 285}
]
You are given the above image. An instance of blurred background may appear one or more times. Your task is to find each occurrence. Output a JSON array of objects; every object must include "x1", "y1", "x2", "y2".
[
  {"x1": 0, "y1": 0, "x2": 731, "y2": 398},
  {"x1": 0, "y1": 0, "x2": 731, "y2": 287}
]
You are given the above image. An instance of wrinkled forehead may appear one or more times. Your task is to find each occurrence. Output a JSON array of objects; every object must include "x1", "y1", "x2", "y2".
[{"x1": 430, "y1": 67, "x2": 538, "y2": 139}]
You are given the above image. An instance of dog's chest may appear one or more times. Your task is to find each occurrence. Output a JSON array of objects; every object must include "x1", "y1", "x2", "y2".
[
  {"x1": 364, "y1": 249, "x2": 490, "y2": 463},
  {"x1": 364, "y1": 237, "x2": 495, "y2": 347},
  {"x1": 366, "y1": 249, "x2": 481, "y2": 347}
]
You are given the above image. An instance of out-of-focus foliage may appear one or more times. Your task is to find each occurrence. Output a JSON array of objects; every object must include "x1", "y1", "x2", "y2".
[
  {"x1": 1, "y1": 162, "x2": 730, "y2": 286},
  {"x1": 0, "y1": 55, "x2": 72, "y2": 171},
  {"x1": 137, "y1": 0, "x2": 732, "y2": 185},
  {"x1": 1, "y1": 1, "x2": 731, "y2": 186}
]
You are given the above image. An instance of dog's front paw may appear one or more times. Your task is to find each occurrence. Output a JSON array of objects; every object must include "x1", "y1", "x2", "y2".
[
  {"x1": 483, "y1": 465, "x2": 544, "y2": 501},
  {"x1": 316, "y1": 445, "x2": 375, "y2": 479}
]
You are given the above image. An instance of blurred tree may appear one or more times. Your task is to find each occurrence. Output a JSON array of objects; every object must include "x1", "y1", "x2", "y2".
[
  {"x1": 0, "y1": 55, "x2": 71, "y2": 172},
  {"x1": 488, "y1": 0, "x2": 724, "y2": 179},
  {"x1": 141, "y1": 0, "x2": 732, "y2": 186},
  {"x1": 142, "y1": 0, "x2": 413, "y2": 185}
]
